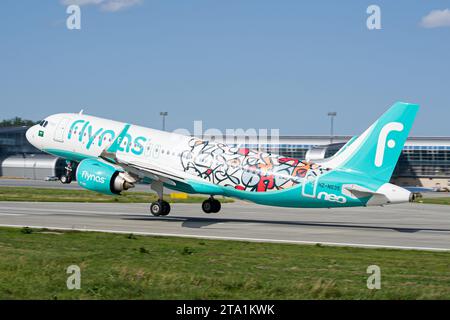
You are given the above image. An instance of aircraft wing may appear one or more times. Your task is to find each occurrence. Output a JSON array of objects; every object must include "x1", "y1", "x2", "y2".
[
  {"x1": 100, "y1": 149, "x2": 186, "y2": 187},
  {"x1": 97, "y1": 124, "x2": 190, "y2": 187}
]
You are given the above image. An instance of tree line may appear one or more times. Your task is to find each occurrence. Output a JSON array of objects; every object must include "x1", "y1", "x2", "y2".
[{"x1": 0, "y1": 117, "x2": 38, "y2": 128}]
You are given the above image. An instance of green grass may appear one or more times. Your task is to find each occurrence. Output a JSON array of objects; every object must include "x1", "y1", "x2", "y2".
[
  {"x1": 0, "y1": 227, "x2": 449, "y2": 299},
  {"x1": 0, "y1": 187, "x2": 233, "y2": 203},
  {"x1": 416, "y1": 197, "x2": 450, "y2": 205}
]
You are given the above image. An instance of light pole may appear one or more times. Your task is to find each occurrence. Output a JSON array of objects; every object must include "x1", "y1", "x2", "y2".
[
  {"x1": 327, "y1": 112, "x2": 337, "y2": 144},
  {"x1": 160, "y1": 112, "x2": 168, "y2": 131}
]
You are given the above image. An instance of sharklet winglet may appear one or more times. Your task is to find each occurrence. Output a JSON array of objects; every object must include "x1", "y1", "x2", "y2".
[{"x1": 106, "y1": 124, "x2": 131, "y2": 154}]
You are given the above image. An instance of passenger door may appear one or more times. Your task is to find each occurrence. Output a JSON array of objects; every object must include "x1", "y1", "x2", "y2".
[{"x1": 54, "y1": 118, "x2": 70, "y2": 142}]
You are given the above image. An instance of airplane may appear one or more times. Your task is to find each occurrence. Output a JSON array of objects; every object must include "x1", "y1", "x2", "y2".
[{"x1": 26, "y1": 102, "x2": 419, "y2": 216}]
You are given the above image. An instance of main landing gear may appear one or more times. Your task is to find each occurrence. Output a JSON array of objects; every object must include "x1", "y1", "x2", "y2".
[
  {"x1": 148, "y1": 181, "x2": 222, "y2": 216},
  {"x1": 149, "y1": 181, "x2": 171, "y2": 216},
  {"x1": 60, "y1": 161, "x2": 73, "y2": 184},
  {"x1": 150, "y1": 199, "x2": 171, "y2": 216},
  {"x1": 202, "y1": 197, "x2": 221, "y2": 214}
]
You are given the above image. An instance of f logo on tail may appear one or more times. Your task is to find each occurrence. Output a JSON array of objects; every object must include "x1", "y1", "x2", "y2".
[{"x1": 375, "y1": 122, "x2": 404, "y2": 167}]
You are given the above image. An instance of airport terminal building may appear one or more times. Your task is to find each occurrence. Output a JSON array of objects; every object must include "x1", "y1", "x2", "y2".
[
  {"x1": 0, "y1": 127, "x2": 66, "y2": 179},
  {"x1": 0, "y1": 126, "x2": 449, "y2": 189}
]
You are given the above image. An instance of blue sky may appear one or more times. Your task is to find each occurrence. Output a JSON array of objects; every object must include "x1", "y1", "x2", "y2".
[{"x1": 1, "y1": 0, "x2": 449, "y2": 136}]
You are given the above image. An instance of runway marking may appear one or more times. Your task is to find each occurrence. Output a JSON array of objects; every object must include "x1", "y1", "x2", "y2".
[
  {"x1": 0, "y1": 223, "x2": 449, "y2": 252},
  {"x1": 0, "y1": 206, "x2": 145, "y2": 216},
  {"x1": 1, "y1": 207, "x2": 446, "y2": 234}
]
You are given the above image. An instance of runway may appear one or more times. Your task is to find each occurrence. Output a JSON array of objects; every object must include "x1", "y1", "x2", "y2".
[{"x1": 0, "y1": 201, "x2": 449, "y2": 251}]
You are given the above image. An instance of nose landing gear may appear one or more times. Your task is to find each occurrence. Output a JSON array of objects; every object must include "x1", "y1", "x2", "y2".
[
  {"x1": 202, "y1": 197, "x2": 221, "y2": 214},
  {"x1": 60, "y1": 161, "x2": 73, "y2": 184}
]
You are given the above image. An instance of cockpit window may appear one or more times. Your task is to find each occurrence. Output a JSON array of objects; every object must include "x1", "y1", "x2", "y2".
[{"x1": 39, "y1": 120, "x2": 48, "y2": 127}]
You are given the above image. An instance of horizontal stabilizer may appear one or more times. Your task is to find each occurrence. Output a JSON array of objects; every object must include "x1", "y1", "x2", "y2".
[{"x1": 343, "y1": 184, "x2": 389, "y2": 206}]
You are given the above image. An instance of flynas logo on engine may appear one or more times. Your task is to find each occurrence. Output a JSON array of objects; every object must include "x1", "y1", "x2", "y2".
[
  {"x1": 81, "y1": 170, "x2": 106, "y2": 184},
  {"x1": 68, "y1": 120, "x2": 147, "y2": 155},
  {"x1": 375, "y1": 122, "x2": 404, "y2": 167}
]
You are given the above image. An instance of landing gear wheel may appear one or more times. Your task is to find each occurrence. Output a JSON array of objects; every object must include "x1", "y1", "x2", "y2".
[
  {"x1": 150, "y1": 200, "x2": 170, "y2": 216},
  {"x1": 60, "y1": 175, "x2": 72, "y2": 184},
  {"x1": 150, "y1": 201, "x2": 163, "y2": 216},
  {"x1": 161, "y1": 201, "x2": 171, "y2": 216},
  {"x1": 211, "y1": 199, "x2": 221, "y2": 213},
  {"x1": 202, "y1": 198, "x2": 221, "y2": 214},
  {"x1": 202, "y1": 199, "x2": 213, "y2": 214}
]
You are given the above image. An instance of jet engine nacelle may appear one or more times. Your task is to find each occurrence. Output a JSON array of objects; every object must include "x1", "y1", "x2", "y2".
[{"x1": 76, "y1": 159, "x2": 135, "y2": 195}]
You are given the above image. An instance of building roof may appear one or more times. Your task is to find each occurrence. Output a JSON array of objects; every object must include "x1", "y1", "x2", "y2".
[
  {"x1": 221, "y1": 135, "x2": 450, "y2": 147},
  {"x1": 0, "y1": 154, "x2": 61, "y2": 169}
]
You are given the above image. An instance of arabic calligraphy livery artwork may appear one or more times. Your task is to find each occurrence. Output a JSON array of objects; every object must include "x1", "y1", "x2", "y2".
[{"x1": 180, "y1": 138, "x2": 325, "y2": 192}]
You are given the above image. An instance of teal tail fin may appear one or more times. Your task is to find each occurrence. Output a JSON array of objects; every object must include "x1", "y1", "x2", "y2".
[{"x1": 323, "y1": 102, "x2": 419, "y2": 182}]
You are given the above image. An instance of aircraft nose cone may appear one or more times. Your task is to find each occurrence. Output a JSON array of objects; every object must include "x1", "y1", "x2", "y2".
[{"x1": 26, "y1": 126, "x2": 36, "y2": 145}]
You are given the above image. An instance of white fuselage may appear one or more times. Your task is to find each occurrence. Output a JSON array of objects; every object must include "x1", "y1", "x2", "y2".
[
  {"x1": 26, "y1": 111, "x2": 412, "y2": 208},
  {"x1": 26, "y1": 113, "x2": 310, "y2": 194}
]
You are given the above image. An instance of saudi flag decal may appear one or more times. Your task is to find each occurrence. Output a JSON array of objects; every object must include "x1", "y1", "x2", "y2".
[{"x1": 38, "y1": 130, "x2": 44, "y2": 137}]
